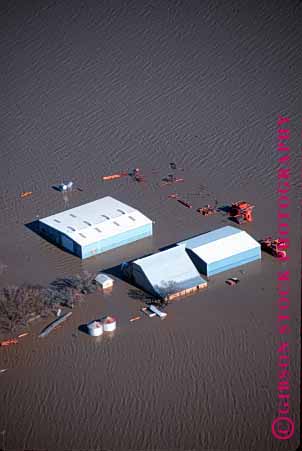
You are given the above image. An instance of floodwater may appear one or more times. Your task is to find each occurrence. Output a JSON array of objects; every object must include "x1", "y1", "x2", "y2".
[{"x1": 0, "y1": 0, "x2": 300, "y2": 449}]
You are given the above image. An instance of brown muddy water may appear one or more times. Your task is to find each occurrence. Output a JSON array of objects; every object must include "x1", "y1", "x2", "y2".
[{"x1": 0, "y1": 0, "x2": 300, "y2": 450}]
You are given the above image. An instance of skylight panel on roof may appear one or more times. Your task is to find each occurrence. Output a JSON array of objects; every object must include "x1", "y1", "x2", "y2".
[
  {"x1": 79, "y1": 233, "x2": 86, "y2": 238},
  {"x1": 70, "y1": 214, "x2": 77, "y2": 218},
  {"x1": 95, "y1": 227, "x2": 102, "y2": 232},
  {"x1": 117, "y1": 209, "x2": 126, "y2": 214},
  {"x1": 102, "y1": 214, "x2": 110, "y2": 220},
  {"x1": 113, "y1": 221, "x2": 120, "y2": 226},
  {"x1": 83, "y1": 221, "x2": 92, "y2": 226},
  {"x1": 67, "y1": 226, "x2": 76, "y2": 232},
  {"x1": 54, "y1": 219, "x2": 61, "y2": 223},
  {"x1": 129, "y1": 216, "x2": 136, "y2": 221}
]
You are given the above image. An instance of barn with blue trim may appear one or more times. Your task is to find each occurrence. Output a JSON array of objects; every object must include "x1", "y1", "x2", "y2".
[
  {"x1": 177, "y1": 226, "x2": 261, "y2": 276},
  {"x1": 128, "y1": 246, "x2": 207, "y2": 300},
  {"x1": 38, "y1": 196, "x2": 153, "y2": 259}
]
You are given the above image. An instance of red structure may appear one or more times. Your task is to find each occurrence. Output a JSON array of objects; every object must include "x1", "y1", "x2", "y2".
[
  {"x1": 260, "y1": 237, "x2": 287, "y2": 258},
  {"x1": 229, "y1": 201, "x2": 254, "y2": 224}
]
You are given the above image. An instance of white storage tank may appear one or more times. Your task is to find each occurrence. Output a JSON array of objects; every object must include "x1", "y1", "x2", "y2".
[
  {"x1": 87, "y1": 320, "x2": 103, "y2": 336},
  {"x1": 102, "y1": 316, "x2": 117, "y2": 332}
]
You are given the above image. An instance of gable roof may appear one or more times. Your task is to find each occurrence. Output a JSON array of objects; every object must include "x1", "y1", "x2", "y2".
[
  {"x1": 133, "y1": 246, "x2": 206, "y2": 297},
  {"x1": 177, "y1": 226, "x2": 260, "y2": 264}
]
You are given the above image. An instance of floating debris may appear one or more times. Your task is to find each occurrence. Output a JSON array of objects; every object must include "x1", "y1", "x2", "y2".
[
  {"x1": 0, "y1": 338, "x2": 18, "y2": 347},
  {"x1": 102, "y1": 172, "x2": 128, "y2": 181},
  {"x1": 129, "y1": 316, "x2": 141, "y2": 322},
  {"x1": 141, "y1": 307, "x2": 156, "y2": 318},
  {"x1": 17, "y1": 332, "x2": 29, "y2": 339},
  {"x1": 160, "y1": 174, "x2": 184, "y2": 186},
  {"x1": 177, "y1": 199, "x2": 192, "y2": 208},
  {"x1": 20, "y1": 191, "x2": 32, "y2": 198},
  {"x1": 149, "y1": 304, "x2": 167, "y2": 318},
  {"x1": 39, "y1": 312, "x2": 73, "y2": 338},
  {"x1": 226, "y1": 278, "x2": 240, "y2": 286},
  {"x1": 130, "y1": 168, "x2": 145, "y2": 183},
  {"x1": 167, "y1": 193, "x2": 192, "y2": 208},
  {"x1": 196, "y1": 205, "x2": 217, "y2": 216}
]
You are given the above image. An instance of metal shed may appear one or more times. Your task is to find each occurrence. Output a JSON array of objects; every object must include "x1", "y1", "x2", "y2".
[
  {"x1": 130, "y1": 246, "x2": 207, "y2": 300},
  {"x1": 38, "y1": 196, "x2": 153, "y2": 259},
  {"x1": 95, "y1": 273, "x2": 114, "y2": 289},
  {"x1": 177, "y1": 226, "x2": 261, "y2": 276}
]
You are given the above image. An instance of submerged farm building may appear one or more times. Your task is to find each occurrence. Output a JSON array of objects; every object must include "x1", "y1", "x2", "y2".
[
  {"x1": 177, "y1": 226, "x2": 261, "y2": 276},
  {"x1": 38, "y1": 196, "x2": 152, "y2": 259},
  {"x1": 129, "y1": 246, "x2": 207, "y2": 300}
]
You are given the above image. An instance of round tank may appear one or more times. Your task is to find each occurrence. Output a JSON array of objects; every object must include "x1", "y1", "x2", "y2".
[
  {"x1": 87, "y1": 320, "x2": 103, "y2": 337},
  {"x1": 102, "y1": 316, "x2": 117, "y2": 332}
]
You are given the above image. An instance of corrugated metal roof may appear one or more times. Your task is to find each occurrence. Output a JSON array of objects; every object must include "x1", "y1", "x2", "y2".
[
  {"x1": 134, "y1": 246, "x2": 206, "y2": 297},
  {"x1": 178, "y1": 226, "x2": 260, "y2": 264},
  {"x1": 177, "y1": 226, "x2": 241, "y2": 248},
  {"x1": 39, "y1": 196, "x2": 152, "y2": 246}
]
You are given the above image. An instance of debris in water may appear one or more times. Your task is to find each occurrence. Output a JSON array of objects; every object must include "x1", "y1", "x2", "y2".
[
  {"x1": 130, "y1": 316, "x2": 141, "y2": 322},
  {"x1": 160, "y1": 174, "x2": 184, "y2": 186},
  {"x1": 196, "y1": 205, "x2": 217, "y2": 216},
  {"x1": 226, "y1": 278, "x2": 240, "y2": 286},
  {"x1": 38, "y1": 312, "x2": 73, "y2": 338},
  {"x1": 20, "y1": 191, "x2": 32, "y2": 198},
  {"x1": 102, "y1": 173, "x2": 128, "y2": 181},
  {"x1": 17, "y1": 332, "x2": 29, "y2": 339},
  {"x1": 177, "y1": 199, "x2": 192, "y2": 208},
  {"x1": 0, "y1": 338, "x2": 18, "y2": 347}
]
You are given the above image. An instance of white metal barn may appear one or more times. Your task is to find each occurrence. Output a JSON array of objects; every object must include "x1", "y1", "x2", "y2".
[
  {"x1": 130, "y1": 245, "x2": 207, "y2": 300},
  {"x1": 38, "y1": 196, "x2": 153, "y2": 259},
  {"x1": 177, "y1": 226, "x2": 261, "y2": 276}
]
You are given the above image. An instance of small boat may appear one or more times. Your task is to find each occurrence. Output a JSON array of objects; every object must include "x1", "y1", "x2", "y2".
[
  {"x1": 0, "y1": 338, "x2": 18, "y2": 347},
  {"x1": 0, "y1": 369, "x2": 8, "y2": 374},
  {"x1": 148, "y1": 304, "x2": 167, "y2": 318},
  {"x1": 102, "y1": 173, "x2": 128, "y2": 181},
  {"x1": 20, "y1": 191, "x2": 32, "y2": 198}
]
